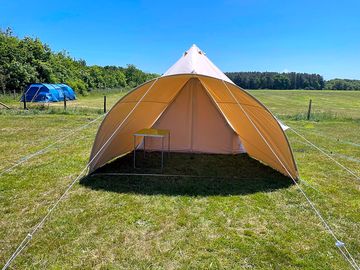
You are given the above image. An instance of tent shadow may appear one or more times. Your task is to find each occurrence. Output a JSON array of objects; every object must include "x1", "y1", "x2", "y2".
[{"x1": 80, "y1": 152, "x2": 293, "y2": 196}]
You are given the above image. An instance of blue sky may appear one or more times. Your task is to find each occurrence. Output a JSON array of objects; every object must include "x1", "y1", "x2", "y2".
[{"x1": 1, "y1": 0, "x2": 359, "y2": 79}]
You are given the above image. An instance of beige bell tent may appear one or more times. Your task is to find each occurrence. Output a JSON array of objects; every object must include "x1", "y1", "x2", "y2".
[{"x1": 89, "y1": 45, "x2": 298, "y2": 179}]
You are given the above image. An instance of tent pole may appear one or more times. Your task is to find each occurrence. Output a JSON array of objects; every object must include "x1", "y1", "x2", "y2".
[
  {"x1": 30, "y1": 87, "x2": 41, "y2": 103},
  {"x1": 190, "y1": 80, "x2": 194, "y2": 152}
]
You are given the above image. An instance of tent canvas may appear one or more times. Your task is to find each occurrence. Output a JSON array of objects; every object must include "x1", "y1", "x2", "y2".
[
  {"x1": 89, "y1": 45, "x2": 298, "y2": 179},
  {"x1": 57, "y1": 84, "x2": 76, "y2": 100},
  {"x1": 21, "y1": 83, "x2": 76, "y2": 102}
]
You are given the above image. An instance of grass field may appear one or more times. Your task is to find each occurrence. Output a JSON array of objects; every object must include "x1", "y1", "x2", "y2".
[{"x1": 0, "y1": 90, "x2": 359, "y2": 269}]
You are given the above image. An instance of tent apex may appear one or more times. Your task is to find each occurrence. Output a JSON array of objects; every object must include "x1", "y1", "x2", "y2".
[{"x1": 163, "y1": 45, "x2": 233, "y2": 83}]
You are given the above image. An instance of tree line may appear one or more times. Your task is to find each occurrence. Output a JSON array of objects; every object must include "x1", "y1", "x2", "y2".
[
  {"x1": 324, "y1": 79, "x2": 360, "y2": 90},
  {"x1": 1, "y1": 28, "x2": 359, "y2": 93},
  {"x1": 225, "y1": 72, "x2": 326, "y2": 90},
  {"x1": 226, "y1": 72, "x2": 360, "y2": 90},
  {"x1": 0, "y1": 28, "x2": 158, "y2": 95}
]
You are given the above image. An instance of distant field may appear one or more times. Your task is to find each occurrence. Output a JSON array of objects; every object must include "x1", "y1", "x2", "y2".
[
  {"x1": 0, "y1": 90, "x2": 359, "y2": 269},
  {"x1": 249, "y1": 90, "x2": 360, "y2": 120},
  {"x1": 2, "y1": 89, "x2": 359, "y2": 119}
]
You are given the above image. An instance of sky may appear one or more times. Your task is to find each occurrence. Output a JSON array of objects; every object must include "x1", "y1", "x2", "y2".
[{"x1": 1, "y1": 0, "x2": 360, "y2": 79}]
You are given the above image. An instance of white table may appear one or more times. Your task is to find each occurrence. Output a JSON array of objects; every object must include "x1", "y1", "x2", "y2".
[{"x1": 133, "y1": 128, "x2": 170, "y2": 171}]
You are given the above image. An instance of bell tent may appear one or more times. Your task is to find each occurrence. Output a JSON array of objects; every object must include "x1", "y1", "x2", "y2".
[{"x1": 89, "y1": 45, "x2": 298, "y2": 179}]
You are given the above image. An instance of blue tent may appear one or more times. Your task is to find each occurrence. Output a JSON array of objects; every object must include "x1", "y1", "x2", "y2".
[
  {"x1": 21, "y1": 83, "x2": 76, "y2": 102},
  {"x1": 57, "y1": 84, "x2": 76, "y2": 100}
]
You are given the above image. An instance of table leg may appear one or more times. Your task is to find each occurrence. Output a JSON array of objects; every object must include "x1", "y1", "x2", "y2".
[
  {"x1": 133, "y1": 135, "x2": 136, "y2": 169},
  {"x1": 161, "y1": 136, "x2": 164, "y2": 172},
  {"x1": 168, "y1": 133, "x2": 170, "y2": 157},
  {"x1": 144, "y1": 136, "x2": 146, "y2": 158}
]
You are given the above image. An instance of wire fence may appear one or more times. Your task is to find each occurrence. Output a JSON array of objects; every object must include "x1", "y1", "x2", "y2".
[{"x1": 0, "y1": 89, "x2": 129, "y2": 115}]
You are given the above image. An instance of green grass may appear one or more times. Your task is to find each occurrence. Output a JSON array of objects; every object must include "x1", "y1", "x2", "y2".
[
  {"x1": 249, "y1": 89, "x2": 360, "y2": 119},
  {"x1": 0, "y1": 90, "x2": 359, "y2": 269},
  {"x1": 0, "y1": 88, "x2": 127, "y2": 115}
]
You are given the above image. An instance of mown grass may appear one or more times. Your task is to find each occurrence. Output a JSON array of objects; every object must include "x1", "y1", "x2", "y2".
[{"x1": 0, "y1": 90, "x2": 359, "y2": 269}]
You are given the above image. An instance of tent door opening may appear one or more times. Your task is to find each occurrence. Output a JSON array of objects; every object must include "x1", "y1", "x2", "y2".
[{"x1": 140, "y1": 78, "x2": 245, "y2": 154}]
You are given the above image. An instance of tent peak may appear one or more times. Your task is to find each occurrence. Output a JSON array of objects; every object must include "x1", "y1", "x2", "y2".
[
  {"x1": 163, "y1": 45, "x2": 233, "y2": 83},
  {"x1": 184, "y1": 44, "x2": 206, "y2": 57}
]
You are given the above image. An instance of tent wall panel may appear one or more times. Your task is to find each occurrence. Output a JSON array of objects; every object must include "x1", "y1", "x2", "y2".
[
  {"x1": 89, "y1": 76, "x2": 190, "y2": 171},
  {"x1": 144, "y1": 78, "x2": 244, "y2": 154},
  {"x1": 200, "y1": 77, "x2": 297, "y2": 177},
  {"x1": 90, "y1": 102, "x2": 169, "y2": 170}
]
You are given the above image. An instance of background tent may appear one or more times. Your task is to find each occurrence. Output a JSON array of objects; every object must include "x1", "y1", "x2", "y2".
[
  {"x1": 57, "y1": 84, "x2": 76, "y2": 100},
  {"x1": 21, "y1": 83, "x2": 76, "y2": 102},
  {"x1": 89, "y1": 45, "x2": 298, "y2": 179}
]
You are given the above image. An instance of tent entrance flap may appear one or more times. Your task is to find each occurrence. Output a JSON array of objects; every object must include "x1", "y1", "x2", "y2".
[{"x1": 141, "y1": 78, "x2": 245, "y2": 154}]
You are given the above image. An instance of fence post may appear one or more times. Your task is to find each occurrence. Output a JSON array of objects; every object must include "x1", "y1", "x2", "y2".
[
  {"x1": 64, "y1": 96, "x2": 67, "y2": 111},
  {"x1": 13, "y1": 90, "x2": 16, "y2": 100},
  {"x1": 23, "y1": 96, "x2": 27, "y2": 110},
  {"x1": 104, "y1": 95, "x2": 107, "y2": 113},
  {"x1": 307, "y1": 99, "x2": 312, "y2": 120}
]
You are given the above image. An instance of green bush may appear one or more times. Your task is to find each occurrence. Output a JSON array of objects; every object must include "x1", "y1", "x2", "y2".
[{"x1": 66, "y1": 79, "x2": 87, "y2": 95}]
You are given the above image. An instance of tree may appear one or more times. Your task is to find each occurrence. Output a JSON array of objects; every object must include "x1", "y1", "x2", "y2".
[
  {"x1": 0, "y1": 67, "x2": 6, "y2": 94},
  {"x1": 0, "y1": 28, "x2": 159, "y2": 94},
  {"x1": 273, "y1": 74, "x2": 290, "y2": 89},
  {"x1": 6, "y1": 61, "x2": 37, "y2": 91}
]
